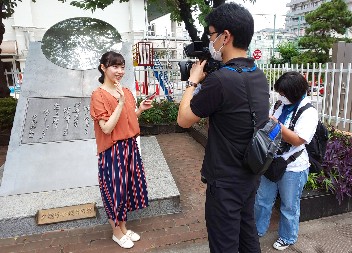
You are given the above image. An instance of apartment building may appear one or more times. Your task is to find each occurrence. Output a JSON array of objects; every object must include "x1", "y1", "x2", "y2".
[{"x1": 285, "y1": 0, "x2": 352, "y2": 38}]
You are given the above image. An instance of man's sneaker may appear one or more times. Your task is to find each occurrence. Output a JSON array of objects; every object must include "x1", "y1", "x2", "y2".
[{"x1": 273, "y1": 238, "x2": 291, "y2": 250}]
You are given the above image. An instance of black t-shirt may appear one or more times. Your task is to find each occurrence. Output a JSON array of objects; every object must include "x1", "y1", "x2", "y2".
[{"x1": 190, "y1": 57, "x2": 269, "y2": 185}]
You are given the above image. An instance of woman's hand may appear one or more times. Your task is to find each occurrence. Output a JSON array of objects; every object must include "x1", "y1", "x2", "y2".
[
  {"x1": 139, "y1": 99, "x2": 153, "y2": 111},
  {"x1": 269, "y1": 115, "x2": 279, "y2": 123},
  {"x1": 115, "y1": 81, "x2": 125, "y2": 104},
  {"x1": 135, "y1": 99, "x2": 153, "y2": 118}
]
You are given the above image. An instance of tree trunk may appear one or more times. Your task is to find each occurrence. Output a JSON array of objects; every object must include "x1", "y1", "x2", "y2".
[
  {"x1": 0, "y1": 4, "x2": 10, "y2": 98},
  {"x1": 177, "y1": 0, "x2": 200, "y2": 41}
]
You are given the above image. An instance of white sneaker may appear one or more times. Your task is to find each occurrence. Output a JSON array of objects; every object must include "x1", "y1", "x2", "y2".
[
  {"x1": 125, "y1": 230, "x2": 141, "y2": 242},
  {"x1": 273, "y1": 238, "x2": 291, "y2": 251},
  {"x1": 112, "y1": 234, "x2": 134, "y2": 249}
]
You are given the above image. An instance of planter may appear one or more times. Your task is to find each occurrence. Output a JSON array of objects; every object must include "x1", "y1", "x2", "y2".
[
  {"x1": 188, "y1": 125, "x2": 208, "y2": 148},
  {"x1": 190, "y1": 124, "x2": 352, "y2": 222},
  {"x1": 140, "y1": 124, "x2": 187, "y2": 136},
  {"x1": 274, "y1": 190, "x2": 352, "y2": 222},
  {"x1": 299, "y1": 189, "x2": 352, "y2": 222}
]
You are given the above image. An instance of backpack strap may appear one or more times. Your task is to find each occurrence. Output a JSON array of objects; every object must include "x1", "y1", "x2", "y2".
[
  {"x1": 289, "y1": 103, "x2": 314, "y2": 130},
  {"x1": 272, "y1": 100, "x2": 282, "y2": 116},
  {"x1": 286, "y1": 149, "x2": 304, "y2": 164},
  {"x1": 277, "y1": 102, "x2": 312, "y2": 155},
  {"x1": 282, "y1": 102, "x2": 314, "y2": 159},
  {"x1": 222, "y1": 65, "x2": 257, "y2": 129}
]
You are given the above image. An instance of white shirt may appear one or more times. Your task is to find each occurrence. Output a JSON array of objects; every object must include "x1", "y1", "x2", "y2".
[{"x1": 271, "y1": 96, "x2": 319, "y2": 172}]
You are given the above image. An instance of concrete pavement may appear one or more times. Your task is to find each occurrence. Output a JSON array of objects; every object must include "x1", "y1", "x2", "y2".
[{"x1": 0, "y1": 133, "x2": 351, "y2": 253}]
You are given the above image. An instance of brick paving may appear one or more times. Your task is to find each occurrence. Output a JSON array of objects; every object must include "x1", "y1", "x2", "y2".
[{"x1": 0, "y1": 133, "x2": 279, "y2": 253}]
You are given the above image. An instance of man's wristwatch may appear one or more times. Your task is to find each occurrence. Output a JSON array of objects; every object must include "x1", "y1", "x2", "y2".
[{"x1": 186, "y1": 80, "x2": 198, "y2": 88}]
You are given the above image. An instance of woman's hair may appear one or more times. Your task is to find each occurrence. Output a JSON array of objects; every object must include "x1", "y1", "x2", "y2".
[
  {"x1": 98, "y1": 51, "x2": 125, "y2": 84},
  {"x1": 274, "y1": 71, "x2": 309, "y2": 104}
]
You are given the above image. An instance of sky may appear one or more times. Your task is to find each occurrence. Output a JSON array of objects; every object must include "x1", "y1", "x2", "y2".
[
  {"x1": 239, "y1": 0, "x2": 290, "y2": 31},
  {"x1": 152, "y1": 0, "x2": 290, "y2": 35}
]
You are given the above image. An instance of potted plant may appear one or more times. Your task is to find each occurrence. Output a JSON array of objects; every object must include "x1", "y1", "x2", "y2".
[
  {"x1": 137, "y1": 98, "x2": 185, "y2": 135},
  {"x1": 0, "y1": 97, "x2": 17, "y2": 146}
]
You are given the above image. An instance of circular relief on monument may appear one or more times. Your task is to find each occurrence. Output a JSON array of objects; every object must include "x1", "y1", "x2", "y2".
[{"x1": 41, "y1": 17, "x2": 121, "y2": 70}]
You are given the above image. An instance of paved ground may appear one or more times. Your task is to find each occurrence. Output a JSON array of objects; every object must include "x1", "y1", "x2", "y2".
[{"x1": 0, "y1": 133, "x2": 351, "y2": 253}]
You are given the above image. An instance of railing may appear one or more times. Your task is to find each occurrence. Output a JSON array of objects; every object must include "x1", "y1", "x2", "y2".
[
  {"x1": 260, "y1": 62, "x2": 352, "y2": 131},
  {"x1": 5, "y1": 69, "x2": 23, "y2": 99},
  {"x1": 134, "y1": 58, "x2": 189, "y2": 103},
  {"x1": 136, "y1": 61, "x2": 352, "y2": 131},
  {"x1": 6, "y1": 59, "x2": 351, "y2": 131}
]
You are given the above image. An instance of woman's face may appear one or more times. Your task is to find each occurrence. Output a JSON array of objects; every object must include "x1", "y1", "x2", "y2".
[
  {"x1": 278, "y1": 93, "x2": 292, "y2": 105},
  {"x1": 103, "y1": 64, "x2": 125, "y2": 84}
]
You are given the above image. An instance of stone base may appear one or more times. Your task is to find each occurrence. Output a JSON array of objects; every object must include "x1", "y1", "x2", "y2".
[{"x1": 0, "y1": 136, "x2": 180, "y2": 238}]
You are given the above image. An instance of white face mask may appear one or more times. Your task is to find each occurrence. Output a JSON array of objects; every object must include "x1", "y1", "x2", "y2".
[
  {"x1": 278, "y1": 95, "x2": 292, "y2": 105},
  {"x1": 209, "y1": 33, "x2": 224, "y2": 61}
]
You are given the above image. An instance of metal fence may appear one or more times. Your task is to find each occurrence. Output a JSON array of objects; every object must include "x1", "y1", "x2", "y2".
[
  {"x1": 259, "y1": 63, "x2": 352, "y2": 131},
  {"x1": 134, "y1": 58, "x2": 188, "y2": 102},
  {"x1": 6, "y1": 60, "x2": 352, "y2": 131},
  {"x1": 5, "y1": 68, "x2": 23, "y2": 99},
  {"x1": 136, "y1": 61, "x2": 352, "y2": 131}
]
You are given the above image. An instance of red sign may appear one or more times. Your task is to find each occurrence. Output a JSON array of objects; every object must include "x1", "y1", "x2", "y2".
[{"x1": 252, "y1": 49, "x2": 262, "y2": 60}]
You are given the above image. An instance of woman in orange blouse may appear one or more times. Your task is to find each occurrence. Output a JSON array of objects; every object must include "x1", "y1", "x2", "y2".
[{"x1": 90, "y1": 51, "x2": 152, "y2": 249}]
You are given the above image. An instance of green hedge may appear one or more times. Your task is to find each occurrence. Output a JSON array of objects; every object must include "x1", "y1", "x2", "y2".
[
  {"x1": 0, "y1": 97, "x2": 17, "y2": 132},
  {"x1": 137, "y1": 98, "x2": 179, "y2": 125}
]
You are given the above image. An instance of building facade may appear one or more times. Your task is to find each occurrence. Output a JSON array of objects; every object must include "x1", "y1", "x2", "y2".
[
  {"x1": 0, "y1": 0, "x2": 193, "y2": 88},
  {"x1": 285, "y1": 0, "x2": 352, "y2": 38},
  {"x1": 248, "y1": 28, "x2": 296, "y2": 64},
  {"x1": 1, "y1": 0, "x2": 148, "y2": 72}
]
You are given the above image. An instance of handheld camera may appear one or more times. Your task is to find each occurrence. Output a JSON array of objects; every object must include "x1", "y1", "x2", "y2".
[{"x1": 178, "y1": 41, "x2": 223, "y2": 81}]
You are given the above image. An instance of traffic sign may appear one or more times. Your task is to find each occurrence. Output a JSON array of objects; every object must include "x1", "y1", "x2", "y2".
[{"x1": 252, "y1": 49, "x2": 262, "y2": 60}]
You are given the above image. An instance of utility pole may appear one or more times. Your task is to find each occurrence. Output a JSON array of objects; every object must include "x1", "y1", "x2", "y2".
[
  {"x1": 298, "y1": 15, "x2": 301, "y2": 39},
  {"x1": 272, "y1": 14, "x2": 276, "y2": 57}
]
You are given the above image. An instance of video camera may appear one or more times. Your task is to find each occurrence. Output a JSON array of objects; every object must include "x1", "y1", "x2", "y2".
[{"x1": 178, "y1": 41, "x2": 223, "y2": 81}]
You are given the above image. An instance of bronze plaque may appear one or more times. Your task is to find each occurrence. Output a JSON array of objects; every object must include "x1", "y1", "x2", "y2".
[{"x1": 36, "y1": 203, "x2": 96, "y2": 225}]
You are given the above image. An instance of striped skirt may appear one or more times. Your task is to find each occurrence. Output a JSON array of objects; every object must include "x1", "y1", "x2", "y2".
[{"x1": 98, "y1": 137, "x2": 148, "y2": 226}]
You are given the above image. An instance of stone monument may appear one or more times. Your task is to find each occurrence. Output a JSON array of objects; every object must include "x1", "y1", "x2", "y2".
[{"x1": 0, "y1": 18, "x2": 179, "y2": 238}]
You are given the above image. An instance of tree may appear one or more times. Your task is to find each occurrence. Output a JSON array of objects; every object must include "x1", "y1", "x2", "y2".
[
  {"x1": 60, "y1": 0, "x2": 256, "y2": 42},
  {"x1": 292, "y1": 0, "x2": 352, "y2": 64},
  {"x1": 0, "y1": 0, "x2": 256, "y2": 97},
  {"x1": 270, "y1": 41, "x2": 299, "y2": 65}
]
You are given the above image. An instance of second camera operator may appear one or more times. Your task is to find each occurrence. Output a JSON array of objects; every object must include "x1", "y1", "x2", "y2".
[{"x1": 177, "y1": 3, "x2": 269, "y2": 253}]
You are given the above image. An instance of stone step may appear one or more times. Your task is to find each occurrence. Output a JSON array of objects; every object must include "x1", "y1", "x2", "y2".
[{"x1": 0, "y1": 136, "x2": 180, "y2": 238}]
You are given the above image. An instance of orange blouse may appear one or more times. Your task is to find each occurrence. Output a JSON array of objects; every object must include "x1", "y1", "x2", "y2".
[{"x1": 90, "y1": 87, "x2": 140, "y2": 154}]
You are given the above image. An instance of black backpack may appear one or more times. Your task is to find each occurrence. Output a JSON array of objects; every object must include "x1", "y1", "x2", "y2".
[{"x1": 290, "y1": 103, "x2": 329, "y2": 174}]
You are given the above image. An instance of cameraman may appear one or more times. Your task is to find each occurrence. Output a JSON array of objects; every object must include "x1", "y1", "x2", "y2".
[{"x1": 177, "y1": 3, "x2": 269, "y2": 253}]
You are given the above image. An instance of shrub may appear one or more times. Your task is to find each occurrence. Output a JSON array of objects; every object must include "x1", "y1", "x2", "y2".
[
  {"x1": 0, "y1": 97, "x2": 17, "y2": 132},
  {"x1": 319, "y1": 127, "x2": 352, "y2": 204},
  {"x1": 137, "y1": 98, "x2": 179, "y2": 125},
  {"x1": 305, "y1": 126, "x2": 352, "y2": 204}
]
